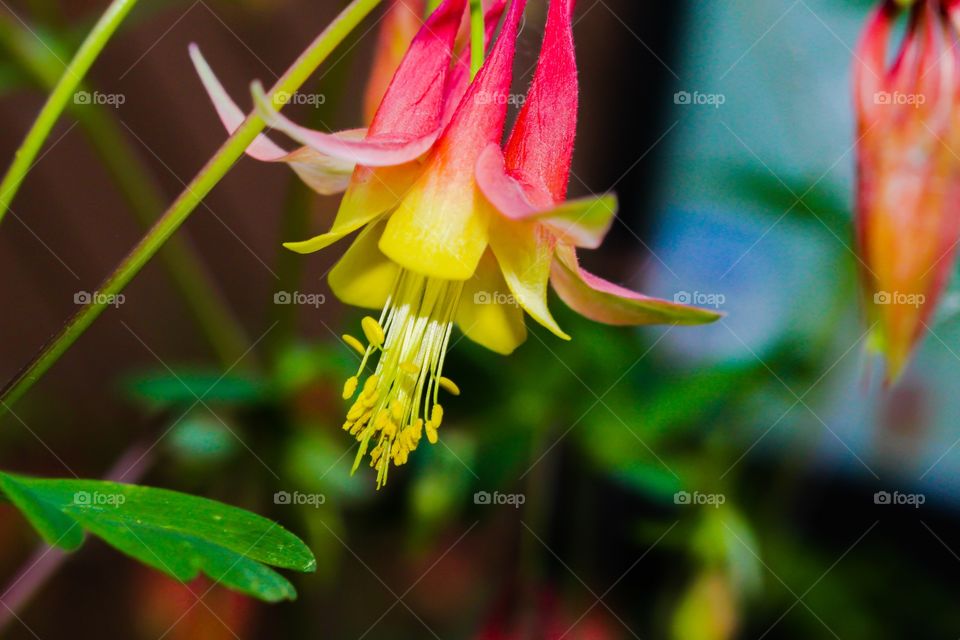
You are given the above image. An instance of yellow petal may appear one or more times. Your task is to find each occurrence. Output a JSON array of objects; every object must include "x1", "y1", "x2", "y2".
[
  {"x1": 329, "y1": 220, "x2": 399, "y2": 310},
  {"x1": 455, "y1": 251, "x2": 527, "y2": 354},
  {"x1": 488, "y1": 216, "x2": 570, "y2": 341},
  {"x1": 284, "y1": 163, "x2": 421, "y2": 254},
  {"x1": 378, "y1": 165, "x2": 489, "y2": 280}
]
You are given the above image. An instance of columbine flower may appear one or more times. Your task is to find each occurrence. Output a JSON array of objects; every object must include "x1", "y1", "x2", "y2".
[
  {"x1": 193, "y1": 0, "x2": 719, "y2": 487},
  {"x1": 855, "y1": 0, "x2": 960, "y2": 382}
]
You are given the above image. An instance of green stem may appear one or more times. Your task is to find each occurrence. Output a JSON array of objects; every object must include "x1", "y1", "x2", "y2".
[
  {"x1": 0, "y1": 0, "x2": 383, "y2": 415},
  {"x1": 0, "y1": 15, "x2": 251, "y2": 367},
  {"x1": 469, "y1": 0, "x2": 484, "y2": 78},
  {"x1": 0, "y1": 0, "x2": 139, "y2": 226}
]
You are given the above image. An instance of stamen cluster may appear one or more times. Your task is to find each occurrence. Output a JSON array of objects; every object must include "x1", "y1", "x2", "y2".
[{"x1": 341, "y1": 271, "x2": 462, "y2": 487}]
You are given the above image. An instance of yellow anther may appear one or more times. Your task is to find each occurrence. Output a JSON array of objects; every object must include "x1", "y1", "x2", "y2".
[
  {"x1": 342, "y1": 376, "x2": 358, "y2": 399},
  {"x1": 384, "y1": 420, "x2": 398, "y2": 439},
  {"x1": 342, "y1": 271, "x2": 465, "y2": 486},
  {"x1": 346, "y1": 401, "x2": 364, "y2": 422},
  {"x1": 342, "y1": 334, "x2": 367, "y2": 356},
  {"x1": 438, "y1": 376, "x2": 460, "y2": 396},
  {"x1": 361, "y1": 316, "x2": 385, "y2": 348}
]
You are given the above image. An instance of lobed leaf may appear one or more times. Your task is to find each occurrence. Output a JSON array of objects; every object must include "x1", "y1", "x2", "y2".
[{"x1": 0, "y1": 472, "x2": 315, "y2": 602}]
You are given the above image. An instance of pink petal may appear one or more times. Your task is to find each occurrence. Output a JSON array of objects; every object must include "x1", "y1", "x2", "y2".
[
  {"x1": 189, "y1": 43, "x2": 288, "y2": 161},
  {"x1": 550, "y1": 246, "x2": 722, "y2": 326},
  {"x1": 853, "y1": 4, "x2": 893, "y2": 122},
  {"x1": 376, "y1": 0, "x2": 528, "y2": 280},
  {"x1": 503, "y1": 0, "x2": 578, "y2": 202},
  {"x1": 253, "y1": 82, "x2": 440, "y2": 166},
  {"x1": 476, "y1": 144, "x2": 553, "y2": 219},
  {"x1": 442, "y1": 0, "x2": 509, "y2": 126},
  {"x1": 477, "y1": 143, "x2": 616, "y2": 249},
  {"x1": 368, "y1": 0, "x2": 466, "y2": 137},
  {"x1": 435, "y1": 0, "x2": 528, "y2": 166},
  {"x1": 363, "y1": 0, "x2": 427, "y2": 125},
  {"x1": 191, "y1": 44, "x2": 357, "y2": 194},
  {"x1": 253, "y1": 0, "x2": 467, "y2": 167}
]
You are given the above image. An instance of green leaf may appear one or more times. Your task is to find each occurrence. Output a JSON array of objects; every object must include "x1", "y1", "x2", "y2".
[
  {"x1": 0, "y1": 472, "x2": 315, "y2": 602},
  {"x1": 123, "y1": 370, "x2": 268, "y2": 407}
]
